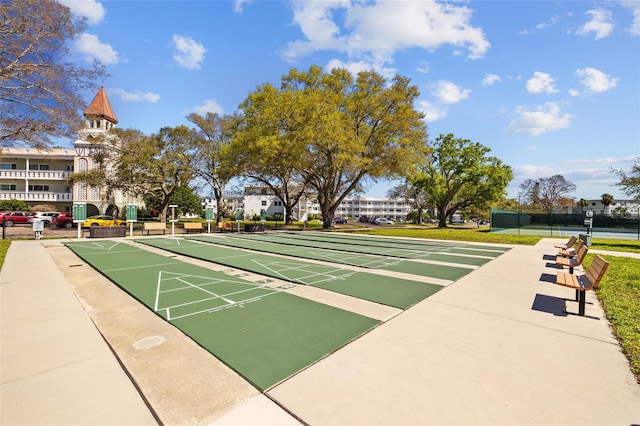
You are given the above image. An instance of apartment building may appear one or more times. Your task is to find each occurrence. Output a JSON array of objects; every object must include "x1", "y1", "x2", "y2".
[
  {"x1": 243, "y1": 186, "x2": 411, "y2": 221},
  {"x1": 585, "y1": 199, "x2": 640, "y2": 216},
  {"x1": 0, "y1": 147, "x2": 75, "y2": 212},
  {"x1": 0, "y1": 87, "x2": 131, "y2": 216}
]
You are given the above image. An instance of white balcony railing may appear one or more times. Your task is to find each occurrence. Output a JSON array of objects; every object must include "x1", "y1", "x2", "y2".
[
  {"x1": 0, "y1": 170, "x2": 72, "y2": 180},
  {"x1": 0, "y1": 192, "x2": 73, "y2": 202}
]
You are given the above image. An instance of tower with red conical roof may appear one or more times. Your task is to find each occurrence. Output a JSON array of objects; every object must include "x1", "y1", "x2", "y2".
[{"x1": 72, "y1": 87, "x2": 127, "y2": 217}]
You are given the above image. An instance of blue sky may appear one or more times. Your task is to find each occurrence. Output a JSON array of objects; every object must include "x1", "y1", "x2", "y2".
[{"x1": 60, "y1": 0, "x2": 639, "y2": 201}]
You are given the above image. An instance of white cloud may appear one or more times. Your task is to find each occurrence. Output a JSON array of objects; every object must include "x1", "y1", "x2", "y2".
[
  {"x1": 233, "y1": 0, "x2": 252, "y2": 14},
  {"x1": 482, "y1": 73, "x2": 501, "y2": 86},
  {"x1": 416, "y1": 61, "x2": 430, "y2": 74},
  {"x1": 568, "y1": 89, "x2": 581, "y2": 97},
  {"x1": 507, "y1": 102, "x2": 574, "y2": 136},
  {"x1": 57, "y1": 0, "x2": 105, "y2": 25},
  {"x1": 621, "y1": 0, "x2": 640, "y2": 35},
  {"x1": 74, "y1": 33, "x2": 118, "y2": 64},
  {"x1": 562, "y1": 155, "x2": 638, "y2": 166},
  {"x1": 417, "y1": 100, "x2": 447, "y2": 122},
  {"x1": 110, "y1": 88, "x2": 160, "y2": 103},
  {"x1": 576, "y1": 9, "x2": 614, "y2": 39},
  {"x1": 535, "y1": 15, "x2": 559, "y2": 30},
  {"x1": 192, "y1": 99, "x2": 224, "y2": 115},
  {"x1": 526, "y1": 71, "x2": 558, "y2": 94},
  {"x1": 283, "y1": 0, "x2": 490, "y2": 63},
  {"x1": 575, "y1": 67, "x2": 619, "y2": 93},
  {"x1": 432, "y1": 81, "x2": 470, "y2": 104},
  {"x1": 172, "y1": 35, "x2": 207, "y2": 70},
  {"x1": 324, "y1": 59, "x2": 397, "y2": 79}
]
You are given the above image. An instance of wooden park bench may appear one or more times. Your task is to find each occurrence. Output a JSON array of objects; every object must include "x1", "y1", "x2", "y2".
[
  {"x1": 556, "y1": 255, "x2": 609, "y2": 316},
  {"x1": 557, "y1": 239, "x2": 583, "y2": 257},
  {"x1": 143, "y1": 222, "x2": 167, "y2": 235},
  {"x1": 217, "y1": 222, "x2": 235, "y2": 232},
  {"x1": 554, "y1": 235, "x2": 577, "y2": 250},
  {"x1": 556, "y1": 241, "x2": 588, "y2": 274},
  {"x1": 183, "y1": 222, "x2": 203, "y2": 234}
]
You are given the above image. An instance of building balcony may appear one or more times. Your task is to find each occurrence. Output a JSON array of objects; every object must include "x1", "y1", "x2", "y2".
[
  {"x1": 0, "y1": 192, "x2": 73, "y2": 202},
  {"x1": 0, "y1": 170, "x2": 72, "y2": 180}
]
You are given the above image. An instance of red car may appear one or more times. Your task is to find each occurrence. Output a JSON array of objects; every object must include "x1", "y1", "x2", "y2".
[
  {"x1": 0, "y1": 211, "x2": 34, "y2": 227},
  {"x1": 51, "y1": 212, "x2": 74, "y2": 228}
]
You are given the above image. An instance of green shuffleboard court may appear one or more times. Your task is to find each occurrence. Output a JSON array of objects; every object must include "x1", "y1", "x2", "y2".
[
  {"x1": 64, "y1": 240, "x2": 380, "y2": 390},
  {"x1": 187, "y1": 234, "x2": 478, "y2": 281},
  {"x1": 135, "y1": 237, "x2": 443, "y2": 309},
  {"x1": 273, "y1": 231, "x2": 511, "y2": 257}
]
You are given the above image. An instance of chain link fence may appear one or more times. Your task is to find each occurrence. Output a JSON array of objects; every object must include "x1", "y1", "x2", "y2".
[{"x1": 490, "y1": 209, "x2": 640, "y2": 240}]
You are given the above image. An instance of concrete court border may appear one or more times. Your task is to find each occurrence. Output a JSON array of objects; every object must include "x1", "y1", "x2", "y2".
[{"x1": 1, "y1": 236, "x2": 639, "y2": 425}]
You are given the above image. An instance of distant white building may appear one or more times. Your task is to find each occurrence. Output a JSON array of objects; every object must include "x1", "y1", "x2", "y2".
[
  {"x1": 585, "y1": 199, "x2": 639, "y2": 216},
  {"x1": 334, "y1": 196, "x2": 411, "y2": 221},
  {"x1": 242, "y1": 186, "x2": 411, "y2": 221}
]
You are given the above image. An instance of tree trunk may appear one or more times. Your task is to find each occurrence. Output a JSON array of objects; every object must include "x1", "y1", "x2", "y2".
[
  {"x1": 320, "y1": 203, "x2": 336, "y2": 229},
  {"x1": 159, "y1": 203, "x2": 169, "y2": 224},
  {"x1": 322, "y1": 216, "x2": 333, "y2": 229},
  {"x1": 437, "y1": 205, "x2": 448, "y2": 228},
  {"x1": 283, "y1": 202, "x2": 295, "y2": 225}
]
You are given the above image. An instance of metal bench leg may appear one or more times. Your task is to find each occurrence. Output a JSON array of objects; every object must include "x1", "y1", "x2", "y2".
[{"x1": 578, "y1": 291, "x2": 586, "y2": 316}]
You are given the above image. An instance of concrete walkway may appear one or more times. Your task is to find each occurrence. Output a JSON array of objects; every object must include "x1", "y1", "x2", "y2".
[{"x1": 1, "y1": 237, "x2": 639, "y2": 425}]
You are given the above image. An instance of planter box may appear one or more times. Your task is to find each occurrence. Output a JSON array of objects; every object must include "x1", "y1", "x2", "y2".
[{"x1": 89, "y1": 226, "x2": 127, "y2": 238}]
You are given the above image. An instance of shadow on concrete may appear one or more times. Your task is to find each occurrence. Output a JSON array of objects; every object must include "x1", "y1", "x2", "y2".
[
  {"x1": 539, "y1": 273, "x2": 557, "y2": 283},
  {"x1": 531, "y1": 293, "x2": 600, "y2": 320},
  {"x1": 531, "y1": 293, "x2": 569, "y2": 317}
]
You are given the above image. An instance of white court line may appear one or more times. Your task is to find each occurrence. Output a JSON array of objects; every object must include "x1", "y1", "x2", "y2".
[
  {"x1": 307, "y1": 250, "x2": 401, "y2": 268},
  {"x1": 68, "y1": 241, "x2": 123, "y2": 251},
  {"x1": 252, "y1": 259, "x2": 356, "y2": 285},
  {"x1": 161, "y1": 286, "x2": 276, "y2": 312},
  {"x1": 154, "y1": 270, "x2": 273, "y2": 313},
  {"x1": 102, "y1": 261, "x2": 183, "y2": 273},
  {"x1": 175, "y1": 276, "x2": 235, "y2": 304},
  {"x1": 167, "y1": 291, "x2": 281, "y2": 321}
]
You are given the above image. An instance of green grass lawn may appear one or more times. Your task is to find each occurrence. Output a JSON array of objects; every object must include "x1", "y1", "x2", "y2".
[{"x1": 1, "y1": 228, "x2": 638, "y2": 383}]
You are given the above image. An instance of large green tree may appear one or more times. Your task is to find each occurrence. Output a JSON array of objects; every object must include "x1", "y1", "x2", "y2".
[
  {"x1": 186, "y1": 113, "x2": 241, "y2": 221},
  {"x1": 519, "y1": 174, "x2": 576, "y2": 213},
  {"x1": 237, "y1": 66, "x2": 429, "y2": 228},
  {"x1": 118, "y1": 126, "x2": 196, "y2": 222},
  {"x1": 144, "y1": 185, "x2": 203, "y2": 218},
  {"x1": 69, "y1": 127, "x2": 196, "y2": 223},
  {"x1": 0, "y1": 0, "x2": 106, "y2": 147},
  {"x1": 418, "y1": 134, "x2": 513, "y2": 228},
  {"x1": 233, "y1": 83, "x2": 311, "y2": 225}
]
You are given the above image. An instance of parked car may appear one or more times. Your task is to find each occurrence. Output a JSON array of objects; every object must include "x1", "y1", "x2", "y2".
[
  {"x1": 374, "y1": 218, "x2": 395, "y2": 225},
  {"x1": 0, "y1": 211, "x2": 33, "y2": 227},
  {"x1": 333, "y1": 217, "x2": 348, "y2": 224},
  {"x1": 52, "y1": 212, "x2": 74, "y2": 228},
  {"x1": 82, "y1": 215, "x2": 126, "y2": 227},
  {"x1": 33, "y1": 211, "x2": 59, "y2": 225}
]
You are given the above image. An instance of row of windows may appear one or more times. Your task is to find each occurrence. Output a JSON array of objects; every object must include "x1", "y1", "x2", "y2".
[
  {"x1": 0, "y1": 184, "x2": 52, "y2": 191},
  {"x1": 261, "y1": 200, "x2": 283, "y2": 206},
  {"x1": 88, "y1": 120, "x2": 116, "y2": 130},
  {"x1": 1, "y1": 163, "x2": 73, "y2": 171}
]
